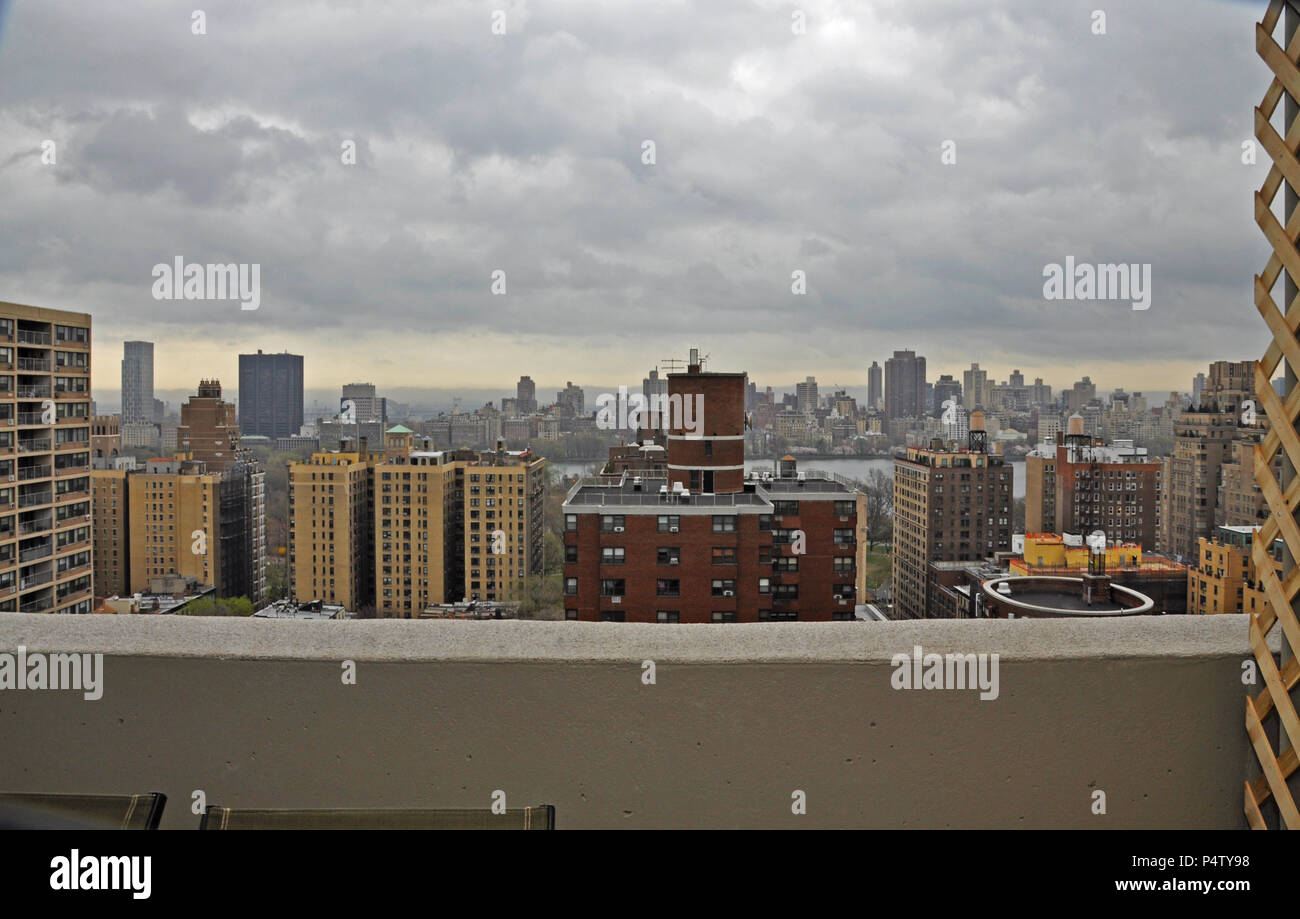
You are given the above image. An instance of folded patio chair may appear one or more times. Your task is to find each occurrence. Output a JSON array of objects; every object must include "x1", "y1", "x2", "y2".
[
  {"x1": 0, "y1": 792, "x2": 166, "y2": 830},
  {"x1": 199, "y1": 803, "x2": 555, "y2": 830}
]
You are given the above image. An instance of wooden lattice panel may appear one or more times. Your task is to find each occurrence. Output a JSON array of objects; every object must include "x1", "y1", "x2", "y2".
[{"x1": 1249, "y1": 0, "x2": 1300, "y2": 830}]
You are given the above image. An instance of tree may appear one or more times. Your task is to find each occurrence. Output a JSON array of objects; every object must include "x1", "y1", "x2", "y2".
[
  {"x1": 516, "y1": 574, "x2": 563, "y2": 618},
  {"x1": 860, "y1": 468, "x2": 894, "y2": 550}
]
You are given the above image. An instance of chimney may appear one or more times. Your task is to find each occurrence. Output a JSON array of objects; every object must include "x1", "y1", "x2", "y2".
[{"x1": 688, "y1": 348, "x2": 700, "y2": 373}]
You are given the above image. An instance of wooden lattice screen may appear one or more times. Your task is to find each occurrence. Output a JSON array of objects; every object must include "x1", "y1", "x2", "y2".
[{"x1": 1249, "y1": 0, "x2": 1300, "y2": 829}]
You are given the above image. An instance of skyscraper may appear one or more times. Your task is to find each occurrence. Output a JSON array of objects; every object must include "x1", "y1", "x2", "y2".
[
  {"x1": 121, "y1": 341, "x2": 154, "y2": 423},
  {"x1": 867, "y1": 361, "x2": 883, "y2": 411},
  {"x1": 238, "y1": 350, "x2": 303, "y2": 439},
  {"x1": 962, "y1": 363, "x2": 988, "y2": 411},
  {"x1": 796, "y1": 376, "x2": 819, "y2": 413},
  {"x1": 516, "y1": 376, "x2": 537, "y2": 414},
  {"x1": 884, "y1": 350, "x2": 927, "y2": 419}
]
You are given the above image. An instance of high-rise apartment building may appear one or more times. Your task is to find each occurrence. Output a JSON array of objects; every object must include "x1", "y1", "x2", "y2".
[
  {"x1": 238, "y1": 350, "x2": 304, "y2": 439},
  {"x1": 341, "y1": 382, "x2": 381, "y2": 423},
  {"x1": 373, "y1": 438, "x2": 544, "y2": 617},
  {"x1": 962, "y1": 363, "x2": 989, "y2": 411},
  {"x1": 1025, "y1": 418, "x2": 1163, "y2": 550},
  {"x1": 516, "y1": 376, "x2": 537, "y2": 415},
  {"x1": 934, "y1": 374, "x2": 962, "y2": 417},
  {"x1": 562, "y1": 357, "x2": 864, "y2": 623},
  {"x1": 91, "y1": 465, "x2": 129, "y2": 600},
  {"x1": 796, "y1": 377, "x2": 819, "y2": 413},
  {"x1": 1162, "y1": 405, "x2": 1237, "y2": 561},
  {"x1": 120, "y1": 341, "x2": 154, "y2": 423},
  {"x1": 288, "y1": 429, "x2": 544, "y2": 616},
  {"x1": 0, "y1": 302, "x2": 94, "y2": 613},
  {"x1": 122, "y1": 456, "x2": 264, "y2": 602},
  {"x1": 884, "y1": 350, "x2": 927, "y2": 419},
  {"x1": 867, "y1": 361, "x2": 883, "y2": 411},
  {"x1": 556, "y1": 382, "x2": 584, "y2": 418},
  {"x1": 177, "y1": 380, "x2": 244, "y2": 471},
  {"x1": 892, "y1": 415, "x2": 1013, "y2": 619},
  {"x1": 287, "y1": 448, "x2": 375, "y2": 611}
]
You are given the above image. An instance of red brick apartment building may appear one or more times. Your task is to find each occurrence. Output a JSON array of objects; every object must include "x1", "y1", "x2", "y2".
[{"x1": 562, "y1": 359, "x2": 863, "y2": 622}]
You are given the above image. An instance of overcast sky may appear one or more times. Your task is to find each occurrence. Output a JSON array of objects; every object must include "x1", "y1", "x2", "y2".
[{"x1": 0, "y1": 0, "x2": 1275, "y2": 401}]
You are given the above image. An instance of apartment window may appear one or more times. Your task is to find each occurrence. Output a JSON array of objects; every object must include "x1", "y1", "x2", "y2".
[
  {"x1": 565, "y1": 609, "x2": 578, "y2": 621},
  {"x1": 712, "y1": 611, "x2": 736, "y2": 623},
  {"x1": 656, "y1": 611, "x2": 680, "y2": 623},
  {"x1": 564, "y1": 545, "x2": 578, "y2": 563},
  {"x1": 712, "y1": 547, "x2": 737, "y2": 565},
  {"x1": 760, "y1": 610, "x2": 797, "y2": 621},
  {"x1": 772, "y1": 501, "x2": 798, "y2": 517},
  {"x1": 600, "y1": 579, "x2": 625, "y2": 597},
  {"x1": 834, "y1": 585, "x2": 855, "y2": 599},
  {"x1": 600, "y1": 611, "x2": 626, "y2": 622},
  {"x1": 758, "y1": 578, "x2": 771, "y2": 595},
  {"x1": 657, "y1": 515, "x2": 680, "y2": 533},
  {"x1": 565, "y1": 514, "x2": 578, "y2": 532},
  {"x1": 657, "y1": 547, "x2": 680, "y2": 565},
  {"x1": 601, "y1": 547, "x2": 626, "y2": 565},
  {"x1": 656, "y1": 579, "x2": 680, "y2": 597},
  {"x1": 775, "y1": 556, "x2": 798, "y2": 572},
  {"x1": 834, "y1": 500, "x2": 855, "y2": 517},
  {"x1": 712, "y1": 515, "x2": 737, "y2": 533},
  {"x1": 833, "y1": 557, "x2": 854, "y2": 574},
  {"x1": 600, "y1": 515, "x2": 626, "y2": 533},
  {"x1": 564, "y1": 577, "x2": 578, "y2": 595},
  {"x1": 712, "y1": 579, "x2": 736, "y2": 597},
  {"x1": 833, "y1": 528, "x2": 854, "y2": 545}
]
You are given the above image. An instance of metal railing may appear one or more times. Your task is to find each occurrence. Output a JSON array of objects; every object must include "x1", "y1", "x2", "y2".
[
  {"x1": 17, "y1": 466, "x2": 50, "y2": 481},
  {"x1": 15, "y1": 330, "x2": 50, "y2": 345},
  {"x1": 15, "y1": 358, "x2": 49, "y2": 372}
]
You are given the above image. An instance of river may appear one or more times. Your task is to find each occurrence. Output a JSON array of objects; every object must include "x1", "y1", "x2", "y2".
[{"x1": 550, "y1": 456, "x2": 1027, "y2": 499}]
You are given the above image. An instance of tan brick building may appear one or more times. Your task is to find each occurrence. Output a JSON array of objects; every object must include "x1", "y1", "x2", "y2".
[
  {"x1": 91, "y1": 467, "x2": 129, "y2": 600},
  {"x1": 288, "y1": 449, "x2": 376, "y2": 612}
]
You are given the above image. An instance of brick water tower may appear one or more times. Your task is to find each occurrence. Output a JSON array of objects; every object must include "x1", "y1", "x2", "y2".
[{"x1": 666, "y1": 349, "x2": 746, "y2": 495}]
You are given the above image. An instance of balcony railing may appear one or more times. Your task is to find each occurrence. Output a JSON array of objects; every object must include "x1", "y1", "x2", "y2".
[
  {"x1": 15, "y1": 387, "x2": 49, "y2": 400},
  {"x1": 17, "y1": 466, "x2": 50, "y2": 481},
  {"x1": 15, "y1": 358, "x2": 49, "y2": 372},
  {"x1": 15, "y1": 330, "x2": 50, "y2": 346},
  {"x1": 17, "y1": 493, "x2": 50, "y2": 509},
  {"x1": 16, "y1": 597, "x2": 52, "y2": 612},
  {"x1": 17, "y1": 440, "x2": 50, "y2": 454},
  {"x1": 19, "y1": 544, "x2": 51, "y2": 563},
  {"x1": 18, "y1": 571, "x2": 52, "y2": 590}
]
